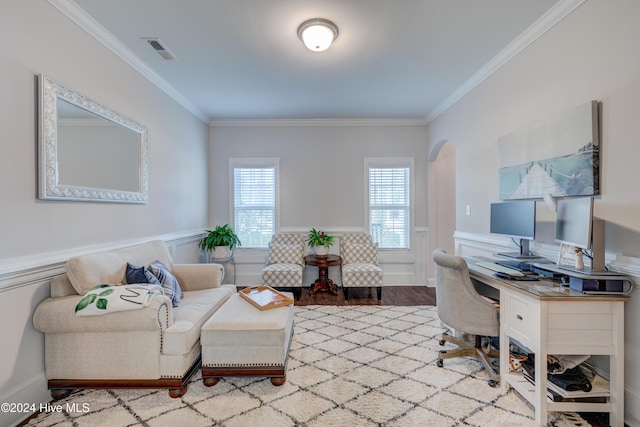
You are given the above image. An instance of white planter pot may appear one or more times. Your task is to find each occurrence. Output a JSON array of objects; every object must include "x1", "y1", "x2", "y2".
[
  {"x1": 315, "y1": 246, "x2": 328, "y2": 257},
  {"x1": 211, "y1": 245, "x2": 232, "y2": 261}
]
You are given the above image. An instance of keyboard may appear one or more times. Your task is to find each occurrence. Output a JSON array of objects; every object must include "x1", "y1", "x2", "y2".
[
  {"x1": 475, "y1": 261, "x2": 525, "y2": 277},
  {"x1": 496, "y1": 260, "x2": 533, "y2": 272}
]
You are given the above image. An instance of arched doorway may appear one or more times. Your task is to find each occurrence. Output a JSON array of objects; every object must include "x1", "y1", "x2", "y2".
[{"x1": 427, "y1": 140, "x2": 456, "y2": 285}]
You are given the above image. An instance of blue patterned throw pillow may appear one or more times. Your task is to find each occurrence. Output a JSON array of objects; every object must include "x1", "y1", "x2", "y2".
[
  {"x1": 126, "y1": 262, "x2": 147, "y2": 284},
  {"x1": 144, "y1": 270, "x2": 161, "y2": 285},
  {"x1": 148, "y1": 260, "x2": 182, "y2": 307},
  {"x1": 126, "y1": 262, "x2": 161, "y2": 285}
]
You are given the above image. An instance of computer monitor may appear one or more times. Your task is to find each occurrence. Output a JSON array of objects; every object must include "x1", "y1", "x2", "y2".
[
  {"x1": 555, "y1": 196, "x2": 606, "y2": 273},
  {"x1": 555, "y1": 197, "x2": 593, "y2": 249},
  {"x1": 490, "y1": 201, "x2": 536, "y2": 259}
]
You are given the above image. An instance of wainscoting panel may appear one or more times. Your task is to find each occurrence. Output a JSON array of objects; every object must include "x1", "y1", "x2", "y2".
[{"x1": 234, "y1": 228, "x2": 429, "y2": 287}]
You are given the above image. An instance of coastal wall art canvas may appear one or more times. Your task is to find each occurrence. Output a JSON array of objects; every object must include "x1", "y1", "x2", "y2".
[{"x1": 497, "y1": 100, "x2": 600, "y2": 200}]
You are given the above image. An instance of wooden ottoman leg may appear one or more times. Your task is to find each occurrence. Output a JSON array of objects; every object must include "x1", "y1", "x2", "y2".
[
  {"x1": 271, "y1": 376, "x2": 286, "y2": 386},
  {"x1": 168, "y1": 385, "x2": 188, "y2": 398},
  {"x1": 203, "y1": 377, "x2": 220, "y2": 387},
  {"x1": 51, "y1": 389, "x2": 73, "y2": 400}
]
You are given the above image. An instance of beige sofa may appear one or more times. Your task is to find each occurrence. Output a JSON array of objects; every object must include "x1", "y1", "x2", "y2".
[{"x1": 33, "y1": 240, "x2": 235, "y2": 399}]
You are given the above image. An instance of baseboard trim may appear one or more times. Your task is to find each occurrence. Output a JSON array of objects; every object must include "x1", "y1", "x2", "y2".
[{"x1": 0, "y1": 373, "x2": 49, "y2": 427}]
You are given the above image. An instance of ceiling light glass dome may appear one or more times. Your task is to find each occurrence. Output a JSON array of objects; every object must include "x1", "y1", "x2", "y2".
[{"x1": 297, "y1": 18, "x2": 338, "y2": 52}]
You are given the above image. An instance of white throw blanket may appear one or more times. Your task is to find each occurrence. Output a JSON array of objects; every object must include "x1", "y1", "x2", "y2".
[{"x1": 75, "y1": 284, "x2": 164, "y2": 316}]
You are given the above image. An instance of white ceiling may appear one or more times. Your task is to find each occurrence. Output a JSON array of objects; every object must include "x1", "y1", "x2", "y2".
[{"x1": 62, "y1": 0, "x2": 566, "y2": 122}]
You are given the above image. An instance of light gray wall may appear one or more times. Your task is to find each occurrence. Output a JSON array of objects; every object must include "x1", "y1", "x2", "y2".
[
  {"x1": 426, "y1": 1, "x2": 640, "y2": 424},
  {"x1": 209, "y1": 124, "x2": 429, "y2": 285},
  {"x1": 2, "y1": 3, "x2": 209, "y2": 258},
  {"x1": 0, "y1": 3, "x2": 208, "y2": 425}
]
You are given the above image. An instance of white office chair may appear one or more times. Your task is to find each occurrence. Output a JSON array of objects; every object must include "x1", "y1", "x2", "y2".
[{"x1": 432, "y1": 248, "x2": 500, "y2": 387}]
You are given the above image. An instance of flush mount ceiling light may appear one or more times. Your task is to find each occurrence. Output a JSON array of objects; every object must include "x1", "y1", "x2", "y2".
[{"x1": 297, "y1": 18, "x2": 339, "y2": 52}]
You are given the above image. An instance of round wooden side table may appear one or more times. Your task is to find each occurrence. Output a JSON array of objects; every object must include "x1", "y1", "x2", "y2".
[{"x1": 304, "y1": 254, "x2": 342, "y2": 296}]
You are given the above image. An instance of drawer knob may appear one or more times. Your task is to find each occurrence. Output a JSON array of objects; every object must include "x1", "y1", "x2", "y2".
[{"x1": 516, "y1": 314, "x2": 523, "y2": 321}]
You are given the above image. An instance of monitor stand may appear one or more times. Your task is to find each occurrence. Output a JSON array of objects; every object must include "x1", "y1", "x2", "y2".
[{"x1": 495, "y1": 239, "x2": 542, "y2": 260}]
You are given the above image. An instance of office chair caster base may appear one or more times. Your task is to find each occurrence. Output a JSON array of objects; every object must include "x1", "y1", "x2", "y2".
[
  {"x1": 436, "y1": 359, "x2": 444, "y2": 368},
  {"x1": 488, "y1": 379, "x2": 498, "y2": 388},
  {"x1": 439, "y1": 339, "x2": 445, "y2": 346}
]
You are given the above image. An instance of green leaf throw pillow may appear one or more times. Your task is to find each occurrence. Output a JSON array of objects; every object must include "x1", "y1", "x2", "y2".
[
  {"x1": 75, "y1": 284, "x2": 164, "y2": 316},
  {"x1": 75, "y1": 284, "x2": 115, "y2": 314}
]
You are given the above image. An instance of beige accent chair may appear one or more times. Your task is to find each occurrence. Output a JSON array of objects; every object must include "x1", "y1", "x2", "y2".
[
  {"x1": 340, "y1": 233, "x2": 383, "y2": 300},
  {"x1": 261, "y1": 233, "x2": 306, "y2": 299},
  {"x1": 33, "y1": 240, "x2": 236, "y2": 399},
  {"x1": 432, "y1": 249, "x2": 500, "y2": 387}
]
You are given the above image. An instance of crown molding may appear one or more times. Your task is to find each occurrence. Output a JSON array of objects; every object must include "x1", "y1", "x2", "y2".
[
  {"x1": 426, "y1": 0, "x2": 587, "y2": 124},
  {"x1": 209, "y1": 118, "x2": 427, "y2": 127},
  {"x1": 47, "y1": 0, "x2": 209, "y2": 124}
]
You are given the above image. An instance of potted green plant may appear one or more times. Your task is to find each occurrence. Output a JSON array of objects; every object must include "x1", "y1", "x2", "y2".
[
  {"x1": 307, "y1": 228, "x2": 334, "y2": 257},
  {"x1": 200, "y1": 224, "x2": 242, "y2": 260}
]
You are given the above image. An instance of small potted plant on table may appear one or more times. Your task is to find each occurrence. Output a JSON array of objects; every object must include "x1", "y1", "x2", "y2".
[
  {"x1": 307, "y1": 228, "x2": 334, "y2": 257},
  {"x1": 200, "y1": 224, "x2": 242, "y2": 261}
]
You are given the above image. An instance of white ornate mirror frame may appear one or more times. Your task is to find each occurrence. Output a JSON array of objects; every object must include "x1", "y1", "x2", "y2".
[{"x1": 38, "y1": 74, "x2": 149, "y2": 203}]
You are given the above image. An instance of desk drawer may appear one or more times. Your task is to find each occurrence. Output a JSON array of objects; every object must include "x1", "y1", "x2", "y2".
[
  {"x1": 547, "y1": 301, "x2": 616, "y2": 354},
  {"x1": 503, "y1": 290, "x2": 539, "y2": 351}
]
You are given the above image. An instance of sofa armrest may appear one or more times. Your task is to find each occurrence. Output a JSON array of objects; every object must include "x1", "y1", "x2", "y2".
[
  {"x1": 172, "y1": 263, "x2": 224, "y2": 291},
  {"x1": 33, "y1": 294, "x2": 173, "y2": 334},
  {"x1": 50, "y1": 274, "x2": 78, "y2": 298}
]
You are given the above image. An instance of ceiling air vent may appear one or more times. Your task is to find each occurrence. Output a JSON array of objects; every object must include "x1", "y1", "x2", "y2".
[{"x1": 142, "y1": 38, "x2": 176, "y2": 60}]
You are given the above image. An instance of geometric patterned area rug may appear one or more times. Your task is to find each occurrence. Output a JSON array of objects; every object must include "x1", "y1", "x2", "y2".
[{"x1": 23, "y1": 305, "x2": 589, "y2": 427}]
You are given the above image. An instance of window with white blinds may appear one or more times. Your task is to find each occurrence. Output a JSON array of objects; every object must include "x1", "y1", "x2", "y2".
[
  {"x1": 231, "y1": 159, "x2": 278, "y2": 248},
  {"x1": 367, "y1": 159, "x2": 412, "y2": 249}
]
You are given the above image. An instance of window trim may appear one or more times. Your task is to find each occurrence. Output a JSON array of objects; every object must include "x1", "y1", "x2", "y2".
[
  {"x1": 364, "y1": 157, "x2": 415, "y2": 250},
  {"x1": 229, "y1": 158, "x2": 280, "y2": 249}
]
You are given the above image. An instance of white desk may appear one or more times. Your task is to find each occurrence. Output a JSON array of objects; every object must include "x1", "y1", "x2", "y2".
[{"x1": 466, "y1": 259, "x2": 628, "y2": 427}]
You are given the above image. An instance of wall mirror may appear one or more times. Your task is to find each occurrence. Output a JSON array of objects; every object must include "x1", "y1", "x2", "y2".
[{"x1": 38, "y1": 75, "x2": 148, "y2": 203}]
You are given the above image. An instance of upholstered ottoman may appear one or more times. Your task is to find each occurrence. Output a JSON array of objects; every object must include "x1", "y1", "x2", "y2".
[{"x1": 201, "y1": 293, "x2": 294, "y2": 386}]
